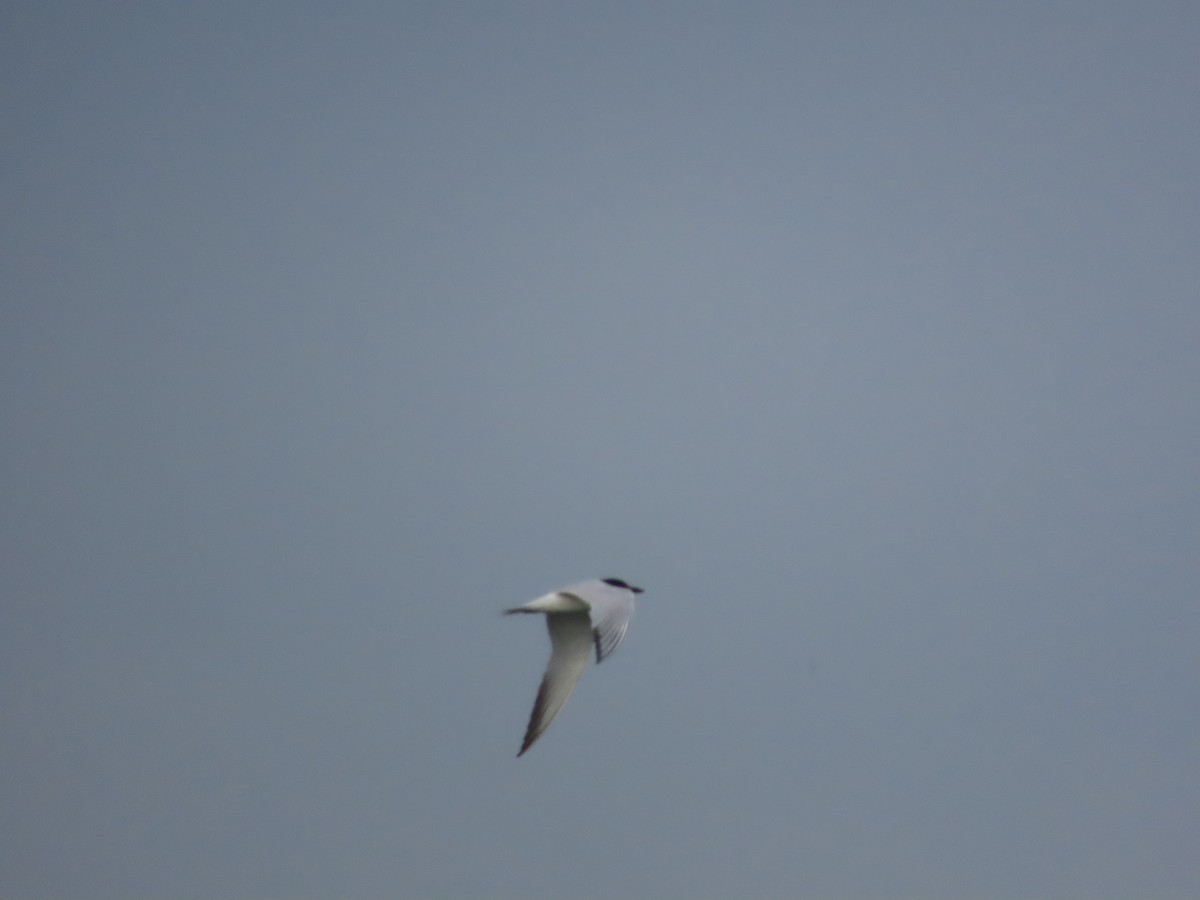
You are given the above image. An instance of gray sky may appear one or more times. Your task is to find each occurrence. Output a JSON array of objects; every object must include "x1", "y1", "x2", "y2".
[{"x1": 3, "y1": 2, "x2": 1198, "y2": 898}]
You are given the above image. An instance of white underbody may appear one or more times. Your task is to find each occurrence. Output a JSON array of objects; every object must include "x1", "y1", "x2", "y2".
[{"x1": 519, "y1": 590, "x2": 590, "y2": 614}]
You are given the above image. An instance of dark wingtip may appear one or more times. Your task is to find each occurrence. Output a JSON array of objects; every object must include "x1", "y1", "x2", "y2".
[{"x1": 516, "y1": 732, "x2": 531, "y2": 756}]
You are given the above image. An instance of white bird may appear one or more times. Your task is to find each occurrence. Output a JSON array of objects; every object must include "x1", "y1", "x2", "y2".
[{"x1": 504, "y1": 577, "x2": 643, "y2": 756}]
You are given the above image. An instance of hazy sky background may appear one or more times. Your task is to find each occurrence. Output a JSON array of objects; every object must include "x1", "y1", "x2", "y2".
[{"x1": 3, "y1": 2, "x2": 1198, "y2": 898}]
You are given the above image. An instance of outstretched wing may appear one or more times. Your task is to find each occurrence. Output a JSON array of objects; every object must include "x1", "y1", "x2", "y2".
[
  {"x1": 517, "y1": 611, "x2": 592, "y2": 756},
  {"x1": 565, "y1": 580, "x2": 636, "y2": 663}
]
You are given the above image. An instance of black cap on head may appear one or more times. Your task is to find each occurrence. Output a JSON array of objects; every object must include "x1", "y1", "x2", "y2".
[{"x1": 602, "y1": 577, "x2": 644, "y2": 594}]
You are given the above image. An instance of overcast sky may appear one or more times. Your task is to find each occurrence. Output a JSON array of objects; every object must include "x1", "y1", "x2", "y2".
[{"x1": 3, "y1": 2, "x2": 1198, "y2": 898}]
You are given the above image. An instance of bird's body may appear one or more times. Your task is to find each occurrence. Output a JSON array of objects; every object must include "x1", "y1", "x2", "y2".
[{"x1": 505, "y1": 577, "x2": 643, "y2": 756}]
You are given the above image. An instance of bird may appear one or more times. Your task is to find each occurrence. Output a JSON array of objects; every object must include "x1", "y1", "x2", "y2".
[{"x1": 504, "y1": 577, "x2": 643, "y2": 756}]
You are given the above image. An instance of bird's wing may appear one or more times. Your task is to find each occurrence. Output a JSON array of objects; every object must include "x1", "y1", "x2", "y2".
[
  {"x1": 565, "y1": 580, "x2": 635, "y2": 663},
  {"x1": 517, "y1": 611, "x2": 593, "y2": 756}
]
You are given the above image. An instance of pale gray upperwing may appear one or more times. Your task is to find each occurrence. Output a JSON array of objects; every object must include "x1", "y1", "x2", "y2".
[
  {"x1": 560, "y1": 579, "x2": 636, "y2": 663},
  {"x1": 517, "y1": 611, "x2": 592, "y2": 757}
]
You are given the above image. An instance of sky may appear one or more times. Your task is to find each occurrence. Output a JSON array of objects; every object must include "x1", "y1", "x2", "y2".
[{"x1": 2, "y1": 2, "x2": 1198, "y2": 898}]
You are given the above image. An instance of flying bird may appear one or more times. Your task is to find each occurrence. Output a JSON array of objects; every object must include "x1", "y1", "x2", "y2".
[{"x1": 505, "y1": 577, "x2": 643, "y2": 756}]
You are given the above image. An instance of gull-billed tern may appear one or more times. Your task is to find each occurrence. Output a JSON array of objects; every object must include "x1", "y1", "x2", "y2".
[{"x1": 504, "y1": 577, "x2": 643, "y2": 756}]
